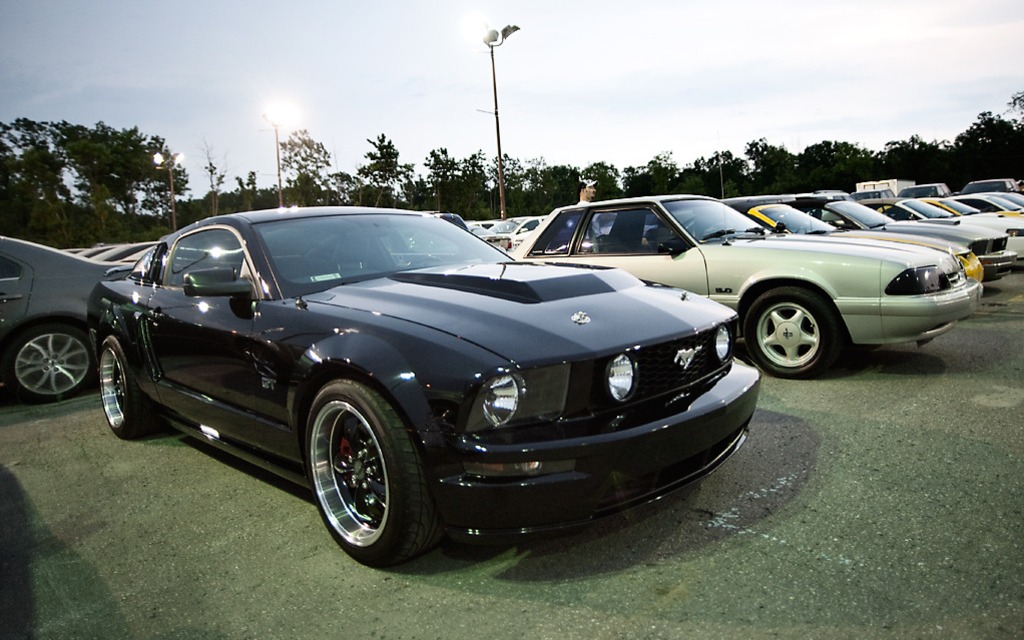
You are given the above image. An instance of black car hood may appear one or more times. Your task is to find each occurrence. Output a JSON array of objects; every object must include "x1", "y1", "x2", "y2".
[{"x1": 302, "y1": 262, "x2": 730, "y2": 363}]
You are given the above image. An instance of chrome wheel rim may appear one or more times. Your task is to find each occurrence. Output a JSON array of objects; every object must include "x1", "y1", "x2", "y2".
[
  {"x1": 755, "y1": 301, "x2": 821, "y2": 369},
  {"x1": 99, "y1": 347, "x2": 126, "y2": 428},
  {"x1": 310, "y1": 400, "x2": 389, "y2": 547},
  {"x1": 14, "y1": 332, "x2": 91, "y2": 397}
]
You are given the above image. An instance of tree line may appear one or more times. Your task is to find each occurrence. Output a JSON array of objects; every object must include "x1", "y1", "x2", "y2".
[{"x1": 1, "y1": 91, "x2": 1021, "y2": 249}]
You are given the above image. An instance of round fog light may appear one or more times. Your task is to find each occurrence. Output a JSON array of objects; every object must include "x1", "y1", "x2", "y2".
[
  {"x1": 607, "y1": 354, "x2": 636, "y2": 402},
  {"x1": 715, "y1": 325, "x2": 731, "y2": 361}
]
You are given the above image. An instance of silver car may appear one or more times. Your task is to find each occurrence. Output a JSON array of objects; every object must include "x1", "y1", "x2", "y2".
[{"x1": 511, "y1": 195, "x2": 982, "y2": 379}]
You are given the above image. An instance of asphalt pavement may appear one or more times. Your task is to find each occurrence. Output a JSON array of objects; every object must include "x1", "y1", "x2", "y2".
[{"x1": 2, "y1": 271, "x2": 1022, "y2": 640}]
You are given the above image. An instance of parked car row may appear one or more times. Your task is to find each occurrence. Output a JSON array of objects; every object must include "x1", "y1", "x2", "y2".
[
  {"x1": 7, "y1": 184, "x2": 1015, "y2": 566},
  {"x1": 510, "y1": 195, "x2": 983, "y2": 381}
]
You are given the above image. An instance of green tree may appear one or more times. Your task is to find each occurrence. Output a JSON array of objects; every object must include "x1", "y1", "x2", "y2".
[
  {"x1": 358, "y1": 134, "x2": 412, "y2": 207},
  {"x1": 280, "y1": 129, "x2": 332, "y2": 206},
  {"x1": 950, "y1": 112, "x2": 1024, "y2": 189},
  {"x1": 1009, "y1": 91, "x2": 1024, "y2": 116},
  {"x1": 875, "y1": 135, "x2": 952, "y2": 186},
  {"x1": 745, "y1": 138, "x2": 797, "y2": 194},
  {"x1": 796, "y1": 141, "x2": 876, "y2": 192}
]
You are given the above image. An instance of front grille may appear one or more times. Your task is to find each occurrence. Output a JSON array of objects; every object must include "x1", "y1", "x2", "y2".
[
  {"x1": 633, "y1": 331, "x2": 720, "y2": 398},
  {"x1": 974, "y1": 237, "x2": 1008, "y2": 255},
  {"x1": 587, "y1": 326, "x2": 730, "y2": 410}
]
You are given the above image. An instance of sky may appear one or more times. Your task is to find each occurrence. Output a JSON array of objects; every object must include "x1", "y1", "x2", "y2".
[{"x1": 1, "y1": 0, "x2": 1021, "y2": 195}]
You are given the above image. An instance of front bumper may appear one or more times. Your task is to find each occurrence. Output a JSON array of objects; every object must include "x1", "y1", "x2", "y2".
[
  {"x1": 979, "y1": 250, "x2": 1017, "y2": 281},
  {"x1": 839, "y1": 277, "x2": 982, "y2": 345},
  {"x1": 430, "y1": 362, "x2": 761, "y2": 543}
]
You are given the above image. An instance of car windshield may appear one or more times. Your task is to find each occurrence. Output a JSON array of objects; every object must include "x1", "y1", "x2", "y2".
[
  {"x1": 662, "y1": 199, "x2": 765, "y2": 242},
  {"x1": 994, "y1": 192, "x2": 1024, "y2": 207},
  {"x1": 757, "y1": 205, "x2": 835, "y2": 234},
  {"x1": 829, "y1": 200, "x2": 897, "y2": 228},
  {"x1": 936, "y1": 199, "x2": 980, "y2": 215},
  {"x1": 901, "y1": 200, "x2": 953, "y2": 219},
  {"x1": 985, "y1": 194, "x2": 1024, "y2": 211},
  {"x1": 490, "y1": 219, "x2": 522, "y2": 234},
  {"x1": 254, "y1": 213, "x2": 509, "y2": 297}
]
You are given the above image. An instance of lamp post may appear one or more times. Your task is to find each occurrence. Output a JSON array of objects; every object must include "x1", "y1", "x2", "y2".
[
  {"x1": 483, "y1": 24, "x2": 519, "y2": 220},
  {"x1": 153, "y1": 151, "x2": 183, "y2": 230},
  {"x1": 263, "y1": 105, "x2": 297, "y2": 208}
]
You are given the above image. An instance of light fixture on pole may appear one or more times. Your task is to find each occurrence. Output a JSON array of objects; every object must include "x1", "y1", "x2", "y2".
[
  {"x1": 483, "y1": 24, "x2": 519, "y2": 220},
  {"x1": 153, "y1": 150, "x2": 184, "y2": 230},
  {"x1": 263, "y1": 104, "x2": 297, "y2": 208}
]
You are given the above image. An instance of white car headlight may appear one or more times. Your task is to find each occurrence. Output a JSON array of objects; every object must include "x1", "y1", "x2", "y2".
[
  {"x1": 606, "y1": 353, "x2": 636, "y2": 402},
  {"x1": 468, "y1": 364, "x2": 571, "y2": 431},
  {"x1": 715, "y1": 325, "x2": 732, "y2": 362},
  {"x1": 481, "y1": 373, "x2": 523, "y2": 427}
]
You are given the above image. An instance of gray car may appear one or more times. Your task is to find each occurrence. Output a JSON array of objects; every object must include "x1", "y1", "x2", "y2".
[{"x1": 1, "y1": 237, "x2": 120, "y2": 402}]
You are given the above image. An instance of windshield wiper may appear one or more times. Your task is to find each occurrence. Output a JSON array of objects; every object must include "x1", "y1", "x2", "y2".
[{"x1": 701, "y1": 228, "x2": 737, "y2": 241}]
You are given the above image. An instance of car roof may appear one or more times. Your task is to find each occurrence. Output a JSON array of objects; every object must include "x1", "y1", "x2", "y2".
[{"x1": 193, "y1": 206, "x2": 427, "y2": 228}]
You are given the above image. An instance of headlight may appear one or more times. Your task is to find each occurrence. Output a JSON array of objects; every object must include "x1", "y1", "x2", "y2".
[
  {"x1": 1006, "y1": 228, "x2": 1022, "y2": 237},
  {"x1": 885, "y1": 266, "x2": 946, "y2": 295},
  {"x1": 481, "y1": 374, "x2": 523, "y2": 427},
  {"x1": 606, "y1": 353, "x2": 636, "y2": 402},
  {"x1": 468, "y1": 364, "x2": 570, "y2": 431},
  {"x1": 715, "y1": 324, "x2": 732, "y2": 362}
]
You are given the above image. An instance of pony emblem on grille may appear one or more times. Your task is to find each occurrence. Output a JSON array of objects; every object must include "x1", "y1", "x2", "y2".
[
  {"x1": 674, "y1": 345, "x2": 701, "y2": 369},
  {"x1": 571, "y1": 311, "x2": 591, "y2": 325}
]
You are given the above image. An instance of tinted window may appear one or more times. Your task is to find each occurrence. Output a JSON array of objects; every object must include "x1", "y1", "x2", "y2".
[
  {"x1": 0, "y1": 255, "x2": 22, "y2": 280},
  {"x1": 527, "y1": 209, "x2": 584, "y2": 256},
  {"x1": 580, "y1": 207, "x2": 677, "y2": 255},
  {"x1": 255, "y1": 213, "x2": 507, "y2": 297},
  {"x1": 165, "y1": 228, "x2": 245, "y2": 287}
]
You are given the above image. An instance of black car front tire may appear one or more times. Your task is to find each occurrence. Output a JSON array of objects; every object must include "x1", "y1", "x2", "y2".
[
  {"x1": 743, "y1": 287, "x2": 843, "y2": 379},
  {"x1": 98, "y1": 336, "x2": 162, "y2": 439},
  {"x1": 1, "y1": 323, "x2": 96, "y2": 403},
  {"x1": 307, "y1": 380, "x2": 442, "y2": 567}
]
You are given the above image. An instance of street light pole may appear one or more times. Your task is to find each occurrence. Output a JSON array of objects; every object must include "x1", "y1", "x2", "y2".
[
  {"x1": 483, "y1": 24, "x2": 519, "y2": 220},
  {"x1": 272, "y1": 122, "x2": 283, "y2": 207},
  {"x1": 263, "y1": 106, "x2": 297, "y2": 208},
  {"x1": 153, "y1": 151, "x2": 183, "y2": 230}
]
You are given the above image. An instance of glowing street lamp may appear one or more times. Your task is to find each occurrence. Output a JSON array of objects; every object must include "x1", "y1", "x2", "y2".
[
  {"x1": 483, "y1": 24, "x2": 519, "y2": 220},
  {"x1": 263, "y1": 103, "x2": 298, "y2": 208},
  {"x1": 153, "y1": 150, "x2": 184, "y2": 230}
]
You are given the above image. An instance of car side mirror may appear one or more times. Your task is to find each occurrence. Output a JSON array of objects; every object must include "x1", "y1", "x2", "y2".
[
  {"x1": 183, "y1": 267, "x2": 253, "y2": 298},
  {"x1": 656, "y1": 237, "x2": 688, "y2": 256}
]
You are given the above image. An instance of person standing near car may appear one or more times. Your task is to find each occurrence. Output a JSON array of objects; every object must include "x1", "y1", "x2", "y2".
[{"x1": 577, "y1": 178, "x2": 597, "y2": 204}]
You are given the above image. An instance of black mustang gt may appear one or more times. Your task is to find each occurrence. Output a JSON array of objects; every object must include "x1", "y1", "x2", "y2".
[{"x1": 88, "y1": 207, "x2": 760, "y2": 566}]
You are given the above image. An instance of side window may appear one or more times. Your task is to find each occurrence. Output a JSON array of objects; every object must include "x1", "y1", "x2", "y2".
[
  {"x1": 164, "y1": 229, "x2": 245, "y2": 287},
  {"x1": 582, "y1": 207, "x2": 674, "y2": 255},
  {"x1": 0, "y1": 255, "x2": 22, "y2": 280},
  {"x1": 527, "y1": 209, "x2": 584, "y2": 256},
  {"x1": 888, "y1": 207, "x2": 911, "y2": 221}
]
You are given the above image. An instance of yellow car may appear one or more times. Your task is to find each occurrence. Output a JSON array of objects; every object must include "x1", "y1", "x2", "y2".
[{"x1": 745, "y1": 203, "x2": 985, "y2": 282}]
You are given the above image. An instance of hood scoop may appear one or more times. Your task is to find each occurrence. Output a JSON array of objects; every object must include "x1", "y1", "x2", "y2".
[{"x1": 388, "y1": 262, "x2": 637, "y2": 304}]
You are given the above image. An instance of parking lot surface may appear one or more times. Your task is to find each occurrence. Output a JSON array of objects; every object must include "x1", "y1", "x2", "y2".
[{"x1": 2, "y1": 272, "x2": 1022, "y2": 640}]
